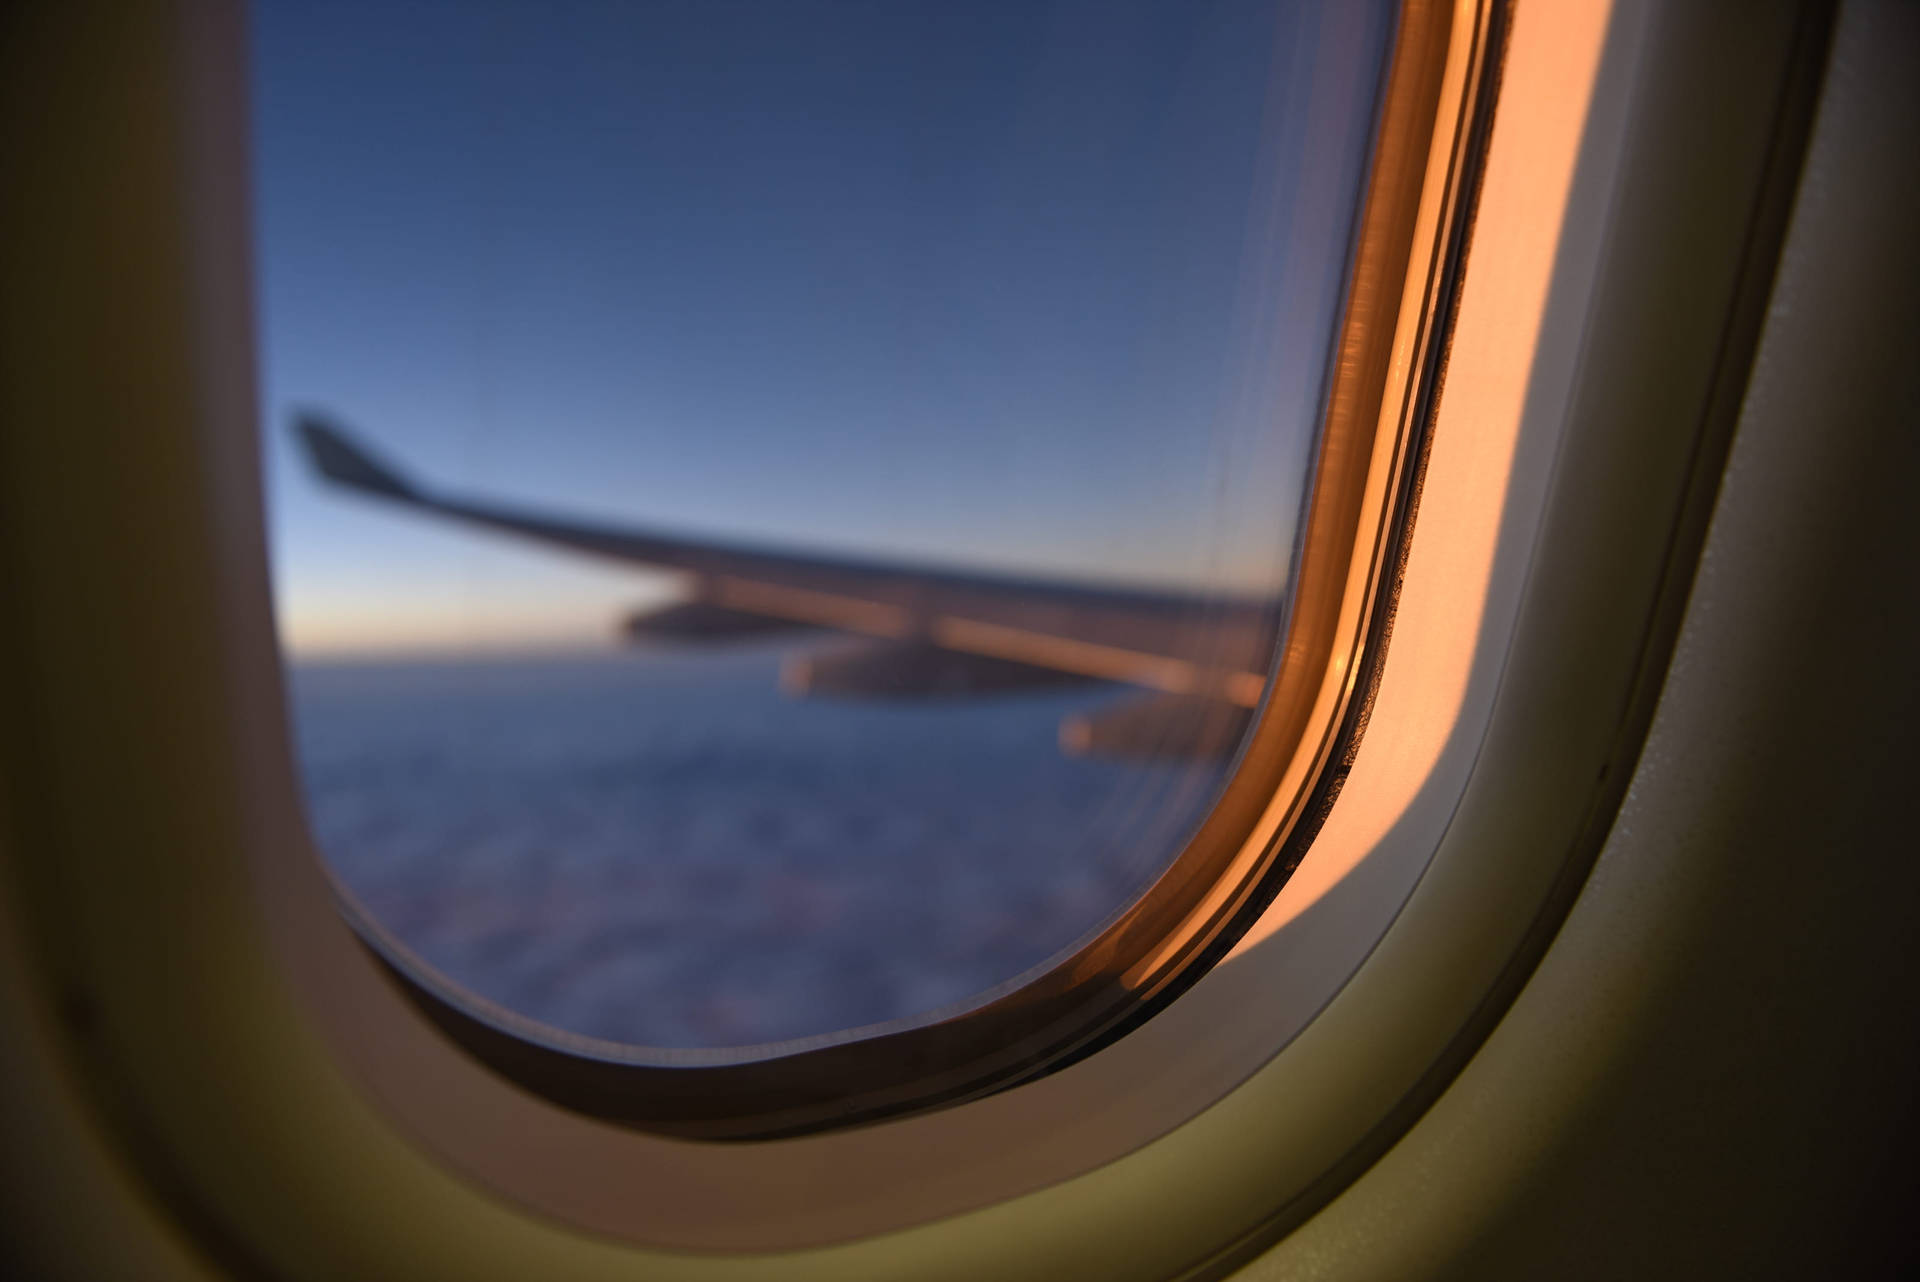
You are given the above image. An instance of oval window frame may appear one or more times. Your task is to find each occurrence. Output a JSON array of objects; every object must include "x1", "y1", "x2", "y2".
[{"x1": 0, "y1": 0, "x2": 1839, "y2": 1271}]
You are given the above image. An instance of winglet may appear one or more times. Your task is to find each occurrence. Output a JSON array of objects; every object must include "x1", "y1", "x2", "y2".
[{"x1": 293, "y1": 412, "x2": 422, "y2": 502}]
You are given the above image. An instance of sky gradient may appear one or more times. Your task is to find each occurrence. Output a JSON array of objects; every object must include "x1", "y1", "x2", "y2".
[{"x1": 251, "y1": 0, "x2": 1393, "y2": 656}]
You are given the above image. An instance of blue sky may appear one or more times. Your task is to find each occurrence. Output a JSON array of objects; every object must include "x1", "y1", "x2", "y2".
[{"x1": 251, "y1": 0, "x2": 1391, "y2": 655}]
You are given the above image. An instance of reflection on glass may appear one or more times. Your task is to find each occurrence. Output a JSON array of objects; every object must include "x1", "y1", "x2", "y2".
[{"x1": 255, "y1": 0, "x2": 1394, "y2": 1049}]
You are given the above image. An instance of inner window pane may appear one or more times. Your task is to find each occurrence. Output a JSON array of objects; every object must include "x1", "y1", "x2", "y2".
[{"x1": 254, "y1": 0, "x2": 1394, "y2": 1050}]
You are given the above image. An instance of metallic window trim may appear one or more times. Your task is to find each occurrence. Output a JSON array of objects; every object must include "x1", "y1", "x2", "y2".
[{"x1": 324, "y1": 0, "x2": 1505, "y2": 1142}]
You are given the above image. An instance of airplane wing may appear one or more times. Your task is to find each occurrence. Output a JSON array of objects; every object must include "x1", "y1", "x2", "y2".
[{"x1": 295, "y1": 413, "x2": 1283, "y2": 755}]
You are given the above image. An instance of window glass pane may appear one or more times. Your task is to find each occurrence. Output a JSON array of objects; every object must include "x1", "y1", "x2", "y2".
[{"x1": 255, "y1": 0, "x2": 1394, "y2": 1049}]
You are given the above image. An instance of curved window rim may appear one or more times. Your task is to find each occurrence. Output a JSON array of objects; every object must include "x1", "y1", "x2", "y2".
[{"x1": 320, "y1": 0, "x2": 1504, "y2": 1143}]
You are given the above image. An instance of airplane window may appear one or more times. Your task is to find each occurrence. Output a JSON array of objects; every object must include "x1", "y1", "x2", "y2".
[{"x1": 254, "y1": 0, "x2": 1398, "y2": 1109}]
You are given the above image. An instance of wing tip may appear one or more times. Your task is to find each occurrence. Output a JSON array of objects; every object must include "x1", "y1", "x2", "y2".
[{"x1": 293, "y1": 411, "x2": 420, "y2": 502}]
